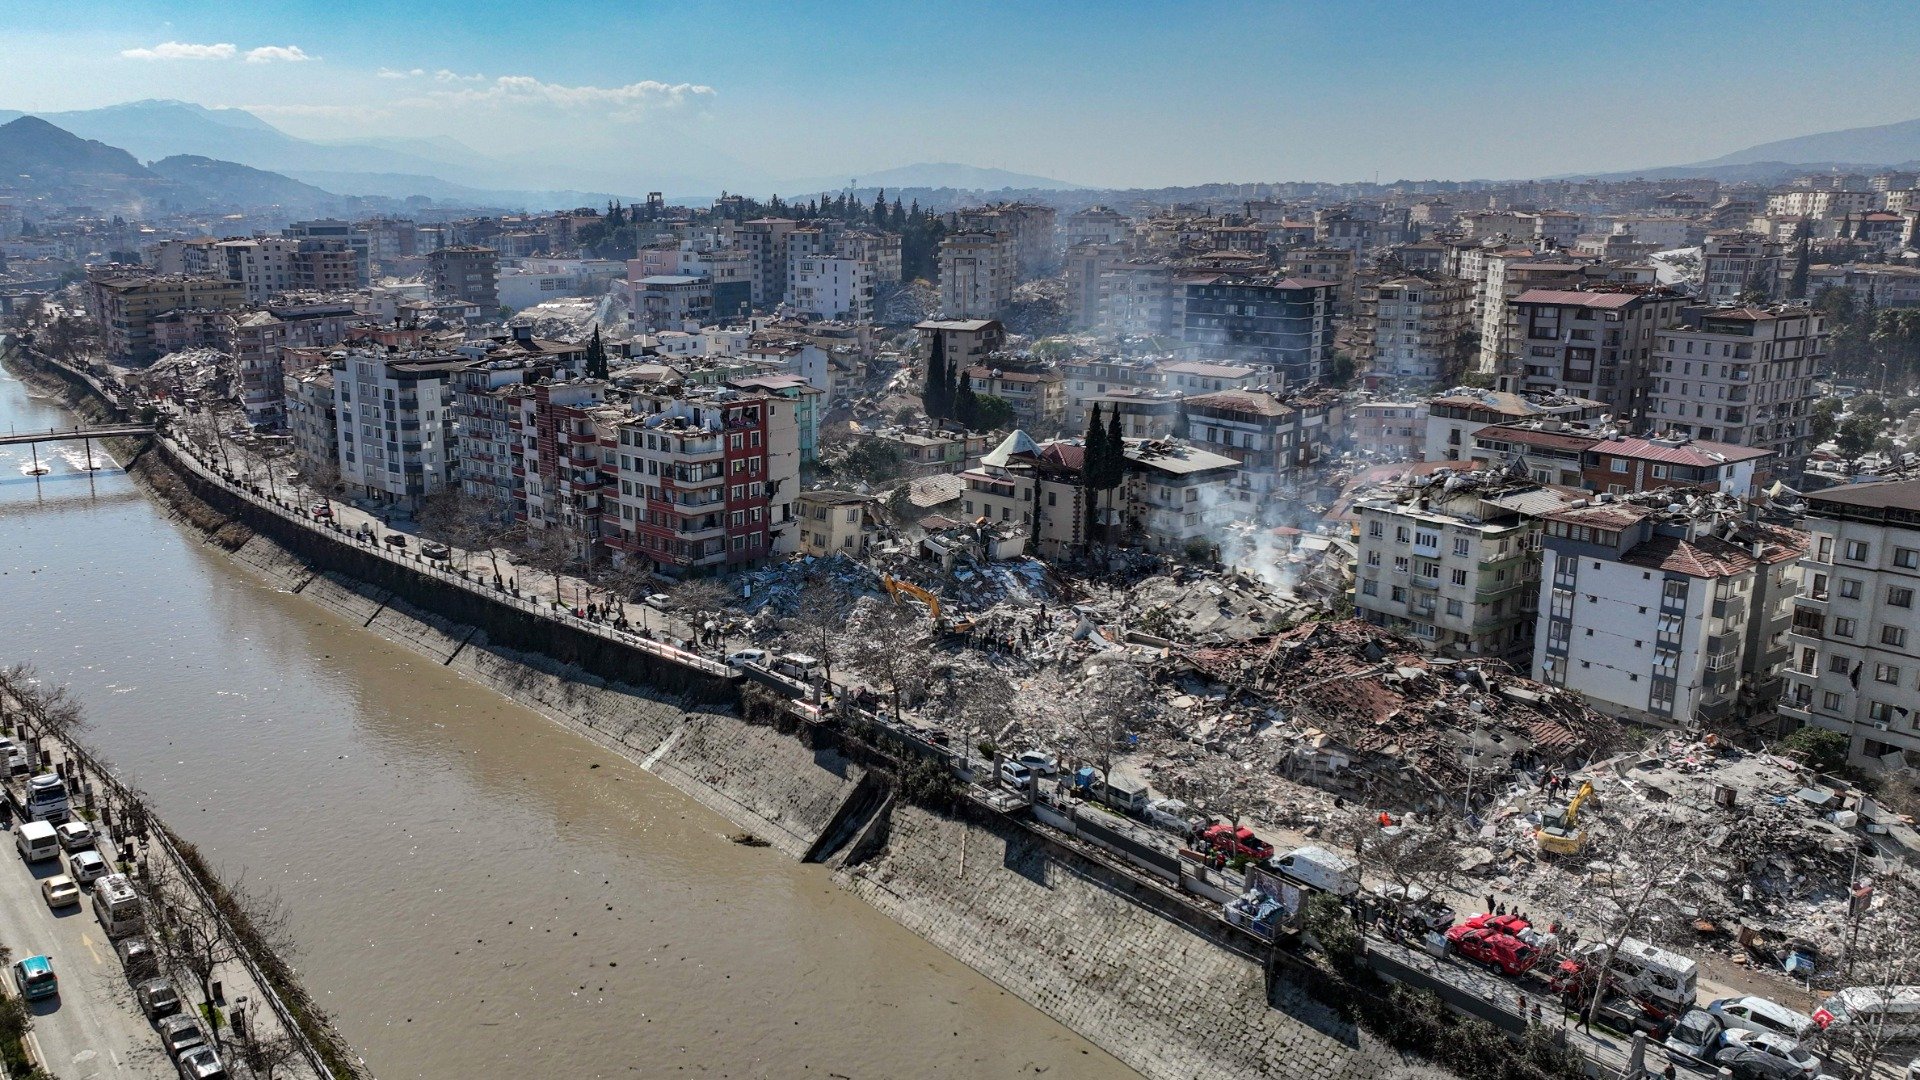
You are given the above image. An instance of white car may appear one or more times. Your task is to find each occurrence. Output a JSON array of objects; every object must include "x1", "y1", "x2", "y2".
[
  {"x1": 56, "y1": 821, "x2": 94, "y2": 851},
  {"x1": 725, "y1": 649, "x2": 769, "y2": 669},
  {"x1": 1710, "y1": 995, "x2": 1817, "y2": 1042},
  {"x1": 1720, "y1": 1028, "x2": 1822, "y2": 1078},
  {"x1": 999, "y1": 761, "x2": 1034, "y2": 791},
  {"x1": 40, "y1": 875, "x2": 80, "y2": 909},
  {"x1": 67, "y1": 849, "x2": 108, "y2": 887},
  {"x1": 1015, "y1": 750, "x2": 1059, "y2": 777}
]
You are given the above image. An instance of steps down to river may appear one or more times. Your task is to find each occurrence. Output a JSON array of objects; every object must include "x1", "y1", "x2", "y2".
[{"x1": 838, "y1": 803, "x2": 1452, "y2": 1080}]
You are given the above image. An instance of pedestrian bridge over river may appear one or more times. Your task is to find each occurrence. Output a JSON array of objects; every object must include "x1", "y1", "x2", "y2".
[{"x1": 0, "y1": 423, "x2": 155, "y2": 447}]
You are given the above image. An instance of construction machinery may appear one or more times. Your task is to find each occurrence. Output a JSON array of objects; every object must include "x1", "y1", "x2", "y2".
[
  {"x1": 1534, "y1": 780, "x2": 1593, "y2": 856},
  {"x1": 882, "y1": 575, "x2": 975, "y2": 634}
]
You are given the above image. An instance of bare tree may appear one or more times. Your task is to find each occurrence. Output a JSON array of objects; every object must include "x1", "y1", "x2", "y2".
[
  {"x1": 844, "y1": 603, "x2": 927, "y2": 721},
  {"x1": 148, "y1": 873, "x2": 243, "y2": 1047},
  {"x1": 1058, "y1": 657, "x2": 1148, "y2": 788},
  {"x1": 0, "y1": 662, "x2": 85, "y2": 741},
  {"x1": 785, "y1": 575, "x2": 852, "y2": 689},
  {"x1": 521, "y1": 527, "x2": 578, "y2": 609},
  {"x1": 1827, "y1": 872, "x2": 1920, "y2": 1077},
  {"x1": 417, "y1": 492, "x2": 522, "y2": 582},
  {"x1": 593, "y1": 559, "x2": 658, "y2": 626},
  {"x1": 234, "y1": 1025, "x2": 305, "y2": 1080}
]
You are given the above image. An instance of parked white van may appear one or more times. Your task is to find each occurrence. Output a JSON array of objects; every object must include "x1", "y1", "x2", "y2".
[
  {"x1": 1267, "y1": 846, "x2": 1360, "y2": 897},
  {"x1": 1576, "y1": 937, "x2": 1699, "y2": 1013},
  {"x1": 1815, "y1": 985, "x2": 1920, "y2": 1043},
  {"x1": 1709, "y1": 995, "x2": 1817, "y2": 1042},
  {"x1": 14, "y1": 820, "x2": 59, "y2": 863}
]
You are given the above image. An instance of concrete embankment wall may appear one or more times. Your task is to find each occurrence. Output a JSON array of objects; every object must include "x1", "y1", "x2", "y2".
[
  {"x1": 840, "y1": 803, "x2": 1451, "y2": 1080},
  {"x1": 221, "y1": 528, "x2": 867, "y2": 859}
]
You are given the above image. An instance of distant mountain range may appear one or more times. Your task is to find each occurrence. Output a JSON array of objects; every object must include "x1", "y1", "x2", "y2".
[
  {"x1": 0, "y1": 115, "x2": 355, "y2": 216},
  {"x1": 1558, "y1": 117, "x2": 1920, "y2": 183}
]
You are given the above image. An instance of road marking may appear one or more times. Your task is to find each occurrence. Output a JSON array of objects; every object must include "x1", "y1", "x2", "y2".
[{"x1": 81, "y1": 929, "x2": 104, "y2": 965}]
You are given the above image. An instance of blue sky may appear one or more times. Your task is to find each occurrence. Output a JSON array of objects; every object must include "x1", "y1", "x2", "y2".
[{"x1": 5, "y1": 0, "x2": 1920, "y2": 191}]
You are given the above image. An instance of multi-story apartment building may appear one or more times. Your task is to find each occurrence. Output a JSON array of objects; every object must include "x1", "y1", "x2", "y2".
[
  {"x1": 1103, "y1": 258, "x2": 1178, "y2": 338},
  {"x1": 1647, "y1": 305, "x2": 1823, "y2": 481},
  {"x1": 1783, "y1": 480, "x2": 1920, "y2": 771},
  {"x1": 1507, "y1": 284, "x2": 1688, "y2": 419},
  {"x1": 1352, "y1": 275, "x2": 1474, "y2": 383},
  {"x1": 1469, "y1": 426, "x2": 1772, "y2": 498},
  {"x1": 224, "y1": 298, "x2": 360, "y2": 428},
  {"x1": 1119, "y1": 440, "x2": 1241, "y2": 556},
  {"x1": 1698, "y1": 232, "x2": 1783, "y2": 306},
  {"x1": 451, "y1": 339, "x2": 591, "y2": 521},
  {"x1": 144, "y1": 237, "x2": 222, "y2": 276},
  {"x1": 281, "y1": 356, "x2": 337, "y2": 478},
  {"x1": 1353, "y1": 477, "x2": 1548, "y2": 657},
  {"x1": 949, "y1": 203, "x2": 1058, "y2": 278},
  {"x1": 962, "y1": 361, "x2": 1066, "y2": 431},
  {"x1": 938, "y1": 231, "x2": 1016, "y2": 318},
  {"x1": 1424, "y1": 388, "x2": 1608, "y2": 462},
  {"x1": 1159, "y1": 360, "x2": 1261, "y2": 395},
  {"x1": 1063, "y1": 242, "x2": 1129, "y2": 330},
  {"x1": 630, "y1": 275, "x2": 713, "y2": 332},
  {"x1": 283, "y1": 219, "x2": 372, "y2": 285},
  {"x1": 1474, "y1": 254, "x2": 1616, "y2": 374},
  {"x1": 1349, "y1": 401, "x2": 1425, "y2": 459},
  {"x1": 1180, "y1": 387, "x2": 1345, "y2": 510},
  {"x1": 786, "y1": 254, "x2": 873, "y2": 322},
  {"x1": 1180, "y1": 275, "x2": 1336, "y2": 384},
  {"x1": 836, "y1": 230, "x2": 902, "y2": 291},
  {"x1": 86, "y1": 272, "x2": 247, "y2": 362},
  {"x1": 1063, "y1": 206, "x2": 1130, "y2": 249},
  {"x1": 1279, "y1": 247, "x2": 1356, "y2": 309},
  {"x1": 217, "y1": 238, "x2": 301, "y2": 303},
  {"x1": 1059, "y1": 355, "x2": 1162, "y2": 431},
  {"x1": 1765, "y1": 189, "x2": 1881, "y2": 219},
  {"x1": 428, "y1": 245, "x2": 500, "y2": 307},
  {"x1": 514, "y1": 380, "x2": 610, "y2": 559},
  {"x1": 733, "y1": 218, "x2": 799, "y2": 306},
  {"x1": 331, "y1": 349, "x2": 464, "y2": 507},
  {"x1": 602, "y1": 387, "x2": 800, "y2": 573},
  {"x1": 914, "y1": 318, "x2": 1006, "y2": 373},
  {"x1": 796, "y1": 490, "x2": 879, "y2": 558},
  {"x1": 1539, "y1": 498, "x2": 1802, "y2": 729}
]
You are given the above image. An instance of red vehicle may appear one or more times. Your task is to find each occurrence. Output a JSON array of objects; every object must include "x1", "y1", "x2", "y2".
[
  {"x1": 1445, "y1": 916, "x2": 1546, "y2": 977},
  {"x1": 1200, "y1": 823, "x2": 1274, "y2": 862}
]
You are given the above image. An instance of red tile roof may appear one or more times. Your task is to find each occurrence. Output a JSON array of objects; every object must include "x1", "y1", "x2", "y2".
[
  {"x1": 1621, "y1": 534, "x2": 1759, "y2": 579},
  {"x1": 1513, "y1": 289, "x2": 1648, "y2": 309}
]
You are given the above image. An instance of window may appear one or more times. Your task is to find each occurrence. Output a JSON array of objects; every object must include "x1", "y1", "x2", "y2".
[
  {"x1": 1883, "y1": 625, "x2": 1908, "y2": 648},
  {"x1": 1446, "y1": 599, "x2": 1463, "y2": 616},
  {"x1": 1451, "y1": 568, "x2": 1468, "y2": 586},
  {"x1": 1396, "y1": 526, "x2": 1410, "y2": 543},
  {"x1": 1453, "y1": 537, "x2": 1471, "y2": 556},
  {"x1": 1876, "y1": 664, "x2": 1901, "y2": 684},
  {"x1": 1361, "y1": 580, "x2": 1378, "y2": 596},
  {"x1": 1841, "y1": 579, "x2": 1864, "y2": 600},
  {"x1": 1366, "y1": 551, "x2": 1381, "y2": 567},
  {"x1": 1891, "y1": 587, "x2": 1914, "y2": 609},
  {"x1": 1846, "y1": 540, "x2": 1870, "y2": 562},
  {"x1": 1830, "y1": 654, "x2": 1853, "y2": 674},
  {"x1": 1610, "y1": 459, "x2": 1630, "y2": 474},
  {"x1": 1368, "y1": 521, "x2": 1383, "y2": 538},
  {"x1": 1835, "y1": 617, "x2": 1857, "y2": 638},
  {"x1": 1870, "y1": 701, "x2": 1894, "y2": 723},
  {"x1": 1897, "y1": 548, "x2": 1920, "y2": 570},
  {"x1": 1824, "y1": 691, "x2": 1844, "y2": 711},
  {"x1": 1394, "y1": 556, "x2": 1410, "y2": 572},
  {"x1": 1391, "y1": 586, "x2": 1407, "y2": 602}
]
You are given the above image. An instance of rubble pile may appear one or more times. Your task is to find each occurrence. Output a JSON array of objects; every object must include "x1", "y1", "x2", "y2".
[{"x1": 145, "y1": 348, "x2": 229, "y2": 397}]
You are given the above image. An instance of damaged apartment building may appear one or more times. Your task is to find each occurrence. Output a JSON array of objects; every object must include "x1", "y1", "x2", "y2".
[
  {"x1": 1536, "y1": 492, "x2": 1803, "y2": 732},
  {"x1": 1352, "y1": 467, "x2": 1567, "y2": 657}
]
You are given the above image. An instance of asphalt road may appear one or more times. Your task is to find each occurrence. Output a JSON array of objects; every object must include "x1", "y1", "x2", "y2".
[{"x1": 0, "y1": 826, "x2": 172, "y2": 1079}]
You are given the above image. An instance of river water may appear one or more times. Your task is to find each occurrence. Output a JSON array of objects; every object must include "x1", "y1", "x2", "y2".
[{"x1": 0, "y1": 364, "x2": 1133, "y2": 1079}]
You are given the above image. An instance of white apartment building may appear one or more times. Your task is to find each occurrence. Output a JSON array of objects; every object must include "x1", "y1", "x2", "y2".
[
  {"x1": 1765, "y1": 190, "x2": 1881, "y2": 219},
  {"x1": 331, "y1": 349, "x2": 464, "y2": 507},
  {"x1": 938, "y1": 231, "x2": 1015, "y2": 318},
  {"x1": 1537, "y1": 498, "x2": 1802, "y2": 729},
  {"x1": 1353, "y1": 479, "x2": 1548, "y2": 657},
  {"x1": 1508, "y1": 285, "x2": 1689, "y2": 420},
  {"x1": 1648, "y1": 305, "x2": 1824, "y2": 481},
  {"x1": 786, "y1": 254, "x2": 873, "y2": 322},
  {"x1": 1782, "y1": 481, "x2": 1920, "y2": 774},
  {"x1": 217, "y1": 238, "x2": 301, "y2": 303},
  {"x1": 1424, "y1": 388, "x2": 1608, "y2": 463}
]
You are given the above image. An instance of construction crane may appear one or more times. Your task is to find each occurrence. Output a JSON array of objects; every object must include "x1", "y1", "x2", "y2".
[{"x1": 1535, "y1": 780, "x2": 1593, "y2": 856}]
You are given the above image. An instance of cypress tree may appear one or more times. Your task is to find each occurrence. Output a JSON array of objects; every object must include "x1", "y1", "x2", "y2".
[
  {"x1": 1082, "y1": 403, "x2": 1106, "y2": 548},
  {"x1": 1790, "y1": 234, "x2": 1811, "y2": 300},
  {"x1": 925, "y1": 333, "x2": 949, "y2": 419},
  {"x1": 950, "y1": 362, "x2": 967, "y2": 424},
  {"x1": 872, "y1": 189, "x2": 888, "y2": 226},
  {"x1": 890, "y1": 198, "x2": 905, "y2": 231},
  {"x1": 1105, "y1": 409, "x2": 1125, "y2": 488},
  {"x1": 585, "y1": 325, "x2": 609, "y2": 379},
  {"x1": 955, "y1": 377, "x2": 979, "y2": 429}
]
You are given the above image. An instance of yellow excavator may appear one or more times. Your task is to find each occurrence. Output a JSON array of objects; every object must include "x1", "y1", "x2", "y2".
[
  {"x1": 1534, "y1": 780, "x2": 1593, "y2": 856},
  {"x1": 881, "y1": 575, "x2": 975, "y2": 634}
]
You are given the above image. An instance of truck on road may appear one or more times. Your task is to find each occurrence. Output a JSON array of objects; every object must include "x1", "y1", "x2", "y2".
[{"x1": 5, "y1": 771, "x2": 69, "y2": 825}]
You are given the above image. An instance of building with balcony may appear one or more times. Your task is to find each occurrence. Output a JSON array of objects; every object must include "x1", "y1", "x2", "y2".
[
  {"x1": 1353, "y1": 477, "x2": 1552, "y2": 657},
  {"x1": 330, "y1": 349, "x2": 465, "y2": 507},
  {"x1": 281, "y1": 358, "x2": 336, "y2": 478},
  {"x1": 1699, "y1": 232, "x2": 1783, "y2": 306},
  {"x1": 428, "y1": 245, "x2": 500, "y2": 307},
  {"x1": 962, "y1": 361, "x2": 1066, "y2": 431},
  {"x1": 1424, "y1": 388, "x2": 1608, "y2": 462},
  {"x1": 1507, "y1": 285, "x2": 1688, "y2": 419},
  {"x1": 796, "y1": 490, "x2": 880, "y2": 558},
  {"x1": 1782, "y1": 480, "x2": 1920, "y2": 774},
  {"x1": 1352, "y1": 275, "x2": 1474, "y2": 383},
  {"x1": 1119, "y1": 439, "x2": 1241, "y2": 556},
  {"x1": 1180, "y1": 386, "x2": 1346, "y2": 512},
  {"x1": 86, "y1": 271, "x2": 247, "y2": 363},
  {"x1": 511, "y1": 380, "x2": 610, "y2": 560},
  {"x1": 938, "y1": 231, "x2": 1016, "y2": 318},
  {"x1": 1648, "y1": 305, "x2": 1824, "y2": 482},
  {"x1": 1468, "y1": 426, "x2": 1773, "y2": 498},
  {"x1": 1180, "y1": 275, "x2": 1336, "y2": 385},
  {"x1": 603, "y1": 388, "x2": 799, "y2": 573},
  {"x1": 1538, "y1": 497, "x2": 1803, "y2": 730}
]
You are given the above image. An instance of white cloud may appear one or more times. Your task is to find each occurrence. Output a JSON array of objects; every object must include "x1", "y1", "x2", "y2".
[
  {"x1": 120, "y1": 41, "x2": 237, "y2": 61},
  {"x1": 245, "y1": 45, "x2": 315, "y2": 64},
  {"x1": 377, "y1": 67, "x2": 426, "y2": 79},
  {"x1": 432, "y1": 70, "x2": 486, "y2": 83},
  {"x1": 425, "y1": 74, "x2": 715, "y2": 116}
]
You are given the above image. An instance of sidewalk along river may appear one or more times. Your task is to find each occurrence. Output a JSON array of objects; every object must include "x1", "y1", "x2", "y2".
[{"x1": 0, "y1": 364, "x2": 1135, "y2": 1077}]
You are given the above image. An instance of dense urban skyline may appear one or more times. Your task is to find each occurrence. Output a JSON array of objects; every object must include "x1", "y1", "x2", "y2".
[{"x1": 7, "y1": 0, "x2": 1920, "y2": 192}]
